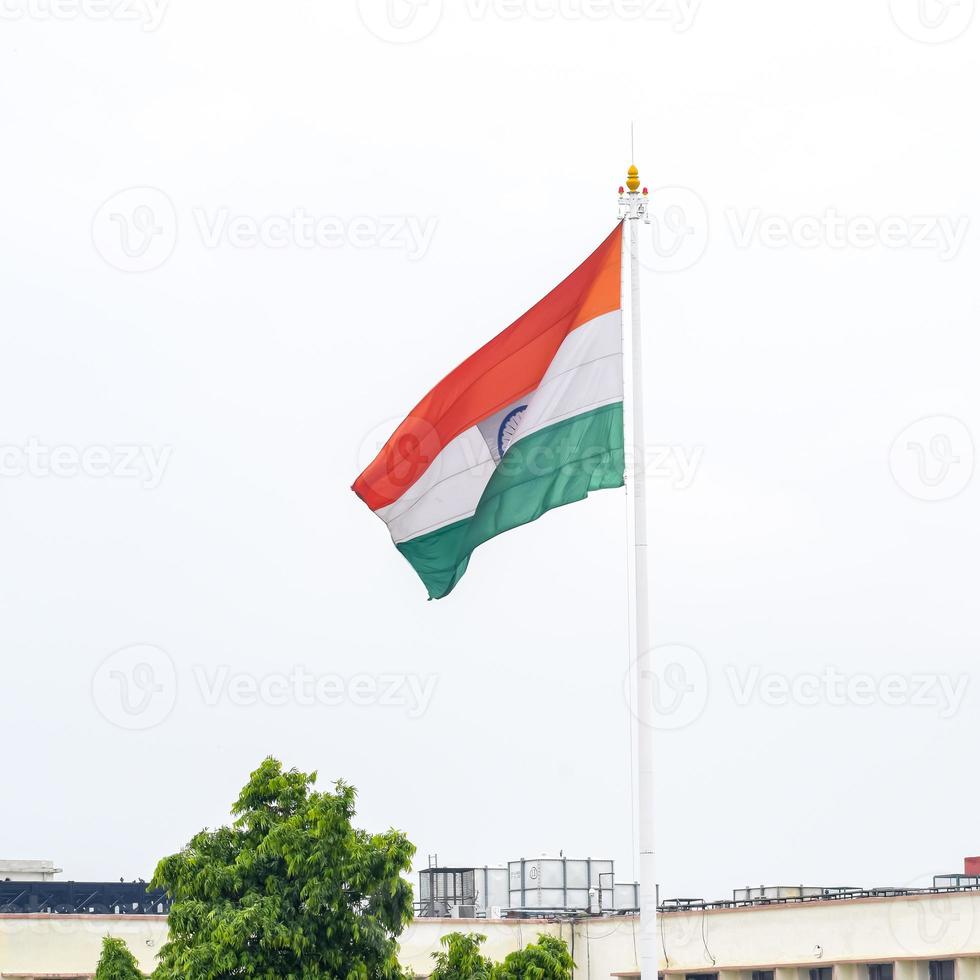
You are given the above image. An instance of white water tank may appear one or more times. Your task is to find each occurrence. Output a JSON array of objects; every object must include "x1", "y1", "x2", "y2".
[{"x1": 507, "y1": 856, "x2": 614, "y2": 911}]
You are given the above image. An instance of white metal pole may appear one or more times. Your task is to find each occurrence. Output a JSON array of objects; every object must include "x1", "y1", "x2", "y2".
[{"x1": 620, "y1": 166, "x2": 656, "y2": 980}]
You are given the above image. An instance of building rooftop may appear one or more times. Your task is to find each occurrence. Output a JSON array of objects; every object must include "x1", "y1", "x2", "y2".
[{"x1": 0, "y1": 859, "x2": 62, "y2": 882}]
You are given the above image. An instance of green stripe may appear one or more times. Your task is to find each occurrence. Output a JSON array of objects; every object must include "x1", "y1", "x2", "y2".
[{"x1": 397, "y1": 401, "x2": 624, "y2": 599}]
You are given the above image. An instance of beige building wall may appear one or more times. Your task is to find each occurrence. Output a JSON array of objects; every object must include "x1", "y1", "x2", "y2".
[
  {"x1": 0, "y1": 915, "x2": 168, "y2": 976},
  {"x1": 657, "y1": 891, "x2": 980, "y2": 972},
  {"x1": 2, "y1": 891, "x2": 980, "y2": 978}
]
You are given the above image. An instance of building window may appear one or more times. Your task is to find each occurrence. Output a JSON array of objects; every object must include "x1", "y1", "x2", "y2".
[
  {"x1": 752, "y1": 971, "x2": 775, "y2": 980},
  {"x1": 686, "y1": 974, "x2": 719, "y2": 980},
  {"x1": 930, "y1": 963, "x2": 955, "y2": 980},
  {"x1": 868, "y1": 965, "x2": 894, "y2": 980},
  {"x1": 809, "y1": 969, "x2": 833, "y2": 980}
]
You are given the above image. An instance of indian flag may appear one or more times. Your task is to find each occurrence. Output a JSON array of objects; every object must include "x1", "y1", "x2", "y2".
[{"x1": 353, "y1": 223, "x2": 625, "y2": 599}]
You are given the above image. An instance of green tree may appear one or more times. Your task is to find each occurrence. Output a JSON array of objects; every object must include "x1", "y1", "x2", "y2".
[
  {"x1": 94, "y1": 936, "x2": 144, "y2": 980},
  {"x1": 492, "y1": 934, "x2": 574, "y2": 980},
  {"x1": 430, "y1": 932, "x2": 495, "y2": 980},
  {"x1": 151, "y1": 756, "x2": 415, "y2": 979}
]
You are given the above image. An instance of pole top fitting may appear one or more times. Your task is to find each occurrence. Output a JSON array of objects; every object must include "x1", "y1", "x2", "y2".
[{"x1": 618, "y1": 165, "x2": 650, "y2": 222}]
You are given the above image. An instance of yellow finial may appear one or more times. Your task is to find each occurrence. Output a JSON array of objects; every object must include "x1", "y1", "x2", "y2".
[{"x1": 626, "y1": 164, "x2": 641, "y2": 193}]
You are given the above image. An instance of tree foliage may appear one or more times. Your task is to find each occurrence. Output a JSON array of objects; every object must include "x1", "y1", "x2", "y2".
[
  {"x1": 95, "y1": 935, "x2": 144, "y2": 980},
  {"x1": 151, "y1": 756, "x2": 415, "y2": 980},
  {"x1": 429, "y1": 932, "x2": 494, "y2": 980},
  {"x1": 492, "y1": 934, "x2": 574, "y2": 980},
  {"x1": 429, "y1": 933, "x2": 573, "y2": 980}
]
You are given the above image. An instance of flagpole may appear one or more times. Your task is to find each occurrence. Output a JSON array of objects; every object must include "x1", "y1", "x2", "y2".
[{"x1": 619, "y1": 165, "x2": 656, "y2": 980}]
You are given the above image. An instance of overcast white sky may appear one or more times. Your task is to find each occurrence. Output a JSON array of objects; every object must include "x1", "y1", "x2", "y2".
[{"x1": 1, "y1": 0, "x2": 978, "y2": 904}]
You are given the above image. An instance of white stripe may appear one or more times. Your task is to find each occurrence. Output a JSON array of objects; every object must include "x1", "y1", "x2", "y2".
[
  {"x1": 380, "y1": 309, "x2": 622, "y2": 545},
  {"x1": 510, "y1": 310, "x2": 622, "y2": 448},
  {"x1": 377, "y1": 426, "x2": 493, "y2": 544}
]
